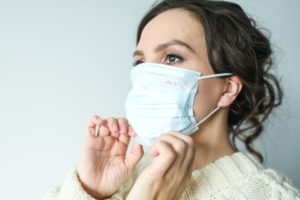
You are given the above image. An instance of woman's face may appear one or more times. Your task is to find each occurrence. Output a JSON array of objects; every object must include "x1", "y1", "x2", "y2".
[{"x1": 134, "y1": 8, "x2": 227, "y2": 124}]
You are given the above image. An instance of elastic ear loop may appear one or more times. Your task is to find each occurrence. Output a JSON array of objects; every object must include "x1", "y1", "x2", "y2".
[
  {"x1": 198, "y1": 72, "x2": 233, "y2": 80},
  {"x1": 193, "y1": 72, "x2": 233, "y2": 129},
  {"x1": 196, "y1": 106, "x2": 220, "y2": 127}
]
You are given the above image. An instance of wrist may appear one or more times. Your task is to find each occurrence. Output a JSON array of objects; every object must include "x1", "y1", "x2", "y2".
[
  {"x1": 127, "y1": 181, "x2": 158, "y2": 200},
  {"x1": 77, "y1": 173, "x2": 109, "y2": 200}
]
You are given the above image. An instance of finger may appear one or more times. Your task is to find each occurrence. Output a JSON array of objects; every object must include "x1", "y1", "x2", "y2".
[
  {"x1": 99, "y1": 124, "x2": 110, "y2": 137},
  {"x1": 166, "y1": 132, "x2": 195, "y2": 170},
  {"x1": 86, "y1": 115, "x2": 104, "y2": 137},
  {"x1": 128, "y1": 125, "x2": 137, "y2": 137},
  {"x1": 118, "y1": 133, "x2": 130, "y2": 146},
  {"x1": 167, "y1": 132, "x2": 194, "y2": 147},
  {"x1": 157, "y1": 134, "x2": 187, "y2": 166},
  {"x1": 148, "y1": 140, "x2": 177, "y2": 174},
  {"x1": 118, "y1": 118, "x2": 128, "y2": 135},
  {"x1": 86, "y1": 115, "x2": 102, "y2": 128},
  {"x1": 107, "y1": 117, "x2": 119, "y2": 138},
  {"x1": 125, "y1": 141, "x2": 144, "y2": 173},
  {"x1": 96, "y1": 119, "x2": 109, "y2": 137}
]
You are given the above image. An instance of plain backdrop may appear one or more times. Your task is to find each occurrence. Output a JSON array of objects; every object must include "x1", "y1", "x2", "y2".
[{"x1": 0, "y1": 0, "x2": 299, "y2": 199}]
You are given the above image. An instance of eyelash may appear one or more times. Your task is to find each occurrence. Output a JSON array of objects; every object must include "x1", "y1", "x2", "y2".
[
  {"x1": 132, "y1": 53, "x2": 184, "y2": 67},
  {"x1": 132, "y1": 60, "x2": 144, "y2": 67},
  {"x1": 165, "y1": 53, "x2": 184, "y2": 65}
]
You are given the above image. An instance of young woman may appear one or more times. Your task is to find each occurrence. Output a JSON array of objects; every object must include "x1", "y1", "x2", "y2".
[{"x1": 45, "y1": 0, "x2": 300, "y2": 199}]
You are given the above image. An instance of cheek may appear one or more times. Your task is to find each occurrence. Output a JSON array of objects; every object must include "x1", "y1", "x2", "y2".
[{"x1": 193, "y1": 79, "x2": 224, "y2": 121}]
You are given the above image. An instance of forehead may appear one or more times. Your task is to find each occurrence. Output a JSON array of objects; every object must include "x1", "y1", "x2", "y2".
[{"x1": 137, "y1": 8, "x2": 205, "y2": 51}]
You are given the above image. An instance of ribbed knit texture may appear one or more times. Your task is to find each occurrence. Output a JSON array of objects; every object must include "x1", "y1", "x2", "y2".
[{"x1": 44, "y1": 152, "x2": 300, "y2": 200}]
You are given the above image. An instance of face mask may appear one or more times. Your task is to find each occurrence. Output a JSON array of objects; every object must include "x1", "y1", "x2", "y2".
[{"x1": 125, "y1": 62, "x2": 232, "y2": 149}]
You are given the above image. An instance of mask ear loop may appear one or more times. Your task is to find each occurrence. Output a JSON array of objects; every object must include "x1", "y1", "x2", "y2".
[
  {"x1": 190, "y1": 106, "x2": 221, "y2": 134},
  {"x1": 198, "y1": 72, "x2": 233, "y2": 80},
  {"x1": 191, "y1": 72, "x2": 232, "y2": 131},
  {"x1": 195, "y1": 106, "x2": 220, "y2": 127}
]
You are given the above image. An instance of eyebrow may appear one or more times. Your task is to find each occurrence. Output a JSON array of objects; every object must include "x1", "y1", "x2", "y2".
[{"x1": 133, "y1": 39, "x2": 196, "y2": 57}]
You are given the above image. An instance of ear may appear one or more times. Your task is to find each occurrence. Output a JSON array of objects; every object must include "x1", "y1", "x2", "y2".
[{"x1": 217, "y1": 76, "x2": 243, "y2": 108}]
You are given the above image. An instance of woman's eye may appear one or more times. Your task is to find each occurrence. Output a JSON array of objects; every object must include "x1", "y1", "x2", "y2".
[
  {"x1": 165, "y1": 54, "x2": 184, "y2": 64},
  {"x1": 132, "y1": 60, "x2": 144, "y2": 67}
]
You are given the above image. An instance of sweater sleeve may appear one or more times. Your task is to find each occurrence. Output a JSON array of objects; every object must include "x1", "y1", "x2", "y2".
[
  {"x1": 43, "y1": 156, "x2": 152, "y2": 200},
  {"x1": 43, "y1": 168, "x2": 124, "y2": 200}
]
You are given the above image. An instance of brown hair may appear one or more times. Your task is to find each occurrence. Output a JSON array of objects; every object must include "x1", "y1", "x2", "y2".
[{"x1": 136, "y1": 0, "x2": 282, "y2": 162}]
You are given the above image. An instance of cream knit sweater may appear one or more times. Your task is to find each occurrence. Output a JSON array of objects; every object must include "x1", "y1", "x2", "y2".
[{"x1": 44, "y1": 152, "x2": 300, "y2": 200}]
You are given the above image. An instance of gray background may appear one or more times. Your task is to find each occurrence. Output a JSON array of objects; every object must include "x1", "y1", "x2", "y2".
[{"x1": 0, "y1": 0, "x2": 299, "y2": 199}]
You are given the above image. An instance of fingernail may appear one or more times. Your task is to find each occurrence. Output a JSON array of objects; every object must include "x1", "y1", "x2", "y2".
[
  {"x1": 119, "y1": 126, "x2": 126, "y2": 134},
  {"x1": 112, "y1": 124, "x2": 118, "y2": 132}
]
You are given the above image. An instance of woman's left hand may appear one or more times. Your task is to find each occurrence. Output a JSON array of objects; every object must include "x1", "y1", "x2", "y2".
[{"x1": 126, "y1": 132, "x2": 196, "y2": 200}]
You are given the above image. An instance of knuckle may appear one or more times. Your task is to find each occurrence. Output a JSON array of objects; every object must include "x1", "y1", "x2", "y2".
[
  {"x1": 107, "y1": 117, "x2": 116, "y2": 121},
  {"x1": 175, "y1": 140, "x2": 186, "y2": 152},
  {"x1": 90, "y1": 115, "x2": 99, "y2": 123},
  {"x1": 87, "y1": 115, "x2": 98, "y2": 127},
  {"x1": 166, "y1": 150, "x2": 177, "y2": 161},
  {"x1": 155, "y1": 140, "x2": 164, "y2": 147},
  {"x1": 119, "y1": 117, "x2": 128, "y2": 122},
  {"x1": 170, "y1": 131, "x2": 181, "y2": 136},
  {"x1": 159, "y1": 133, "x2": 168, "y2": 140},
  {"x1": 100, "y1": 126, "x2": 109, "y2": 135},
  {"x1": 107, "y1": 117, "x2": 117, "y2": 124},
  {"x1": 185, "y1": 136, "x2": 194, "y2": 146},
  {"x1": 118, "y1": 118, "x2": 128, "y2": 125},
  {"x1": 91, "y1": 115, "x2": 99, "y2": 119}
]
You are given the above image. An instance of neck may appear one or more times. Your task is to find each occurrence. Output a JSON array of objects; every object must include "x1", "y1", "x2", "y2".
[{"x1": 191, "y1": 108, "x2": 235, "y2": 171}]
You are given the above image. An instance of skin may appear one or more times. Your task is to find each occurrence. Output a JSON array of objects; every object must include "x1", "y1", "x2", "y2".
[{"x1": 78, "y1": 8, "x2": 243, "y2": 200}]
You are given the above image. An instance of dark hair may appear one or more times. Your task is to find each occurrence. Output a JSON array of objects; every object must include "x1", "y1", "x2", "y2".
[{"x1": 136, "y1": 0, "x2": 282, "y2": 162}]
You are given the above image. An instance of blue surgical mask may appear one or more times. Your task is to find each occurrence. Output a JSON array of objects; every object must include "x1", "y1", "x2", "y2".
[{"x1": 125, "y1": 62, "x2": 232, "y2": 149}]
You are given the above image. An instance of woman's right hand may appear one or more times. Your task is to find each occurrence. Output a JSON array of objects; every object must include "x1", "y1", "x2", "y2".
[{"x1": 78, "y1": 115, "x2": 143, "y2": 199}]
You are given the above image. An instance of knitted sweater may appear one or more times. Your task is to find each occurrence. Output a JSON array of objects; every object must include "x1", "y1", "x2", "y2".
[{"x1": 44, "y1": 152, "x2": 300, "y2": 200}]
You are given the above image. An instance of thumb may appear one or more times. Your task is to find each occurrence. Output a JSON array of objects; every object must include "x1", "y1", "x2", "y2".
[{"x1": 125, "y1": 141, "x2": 144, "y2": 173}]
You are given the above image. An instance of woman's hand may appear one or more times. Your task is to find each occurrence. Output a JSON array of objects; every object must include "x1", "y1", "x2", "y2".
[
  {"x1": 78, "y1": 115, "x2": 143, "y2": 199},
  {"x1": 126, "y1": 132, "x2": 195, "y2": 200}
]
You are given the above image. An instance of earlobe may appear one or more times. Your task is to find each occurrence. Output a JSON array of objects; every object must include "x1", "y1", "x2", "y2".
[{"x1": 217, "y1": 76, "x2": 242, "y2": 108}]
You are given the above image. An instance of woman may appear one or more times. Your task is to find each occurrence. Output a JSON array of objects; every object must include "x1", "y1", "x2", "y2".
[{"x1": 45, "y1": 0, "x2": 300, "y2": 199}]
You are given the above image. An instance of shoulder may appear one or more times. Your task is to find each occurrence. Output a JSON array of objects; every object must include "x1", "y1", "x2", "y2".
[
  {"x1": 235, "y1": 167, "x2": 300, "y2": 199},
  {"x1": 185, "y1": 152, "x2": 300, "y2": 200},
  {"x1": 247, "y1": 167, "x2": 300, "y2": 199}
]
